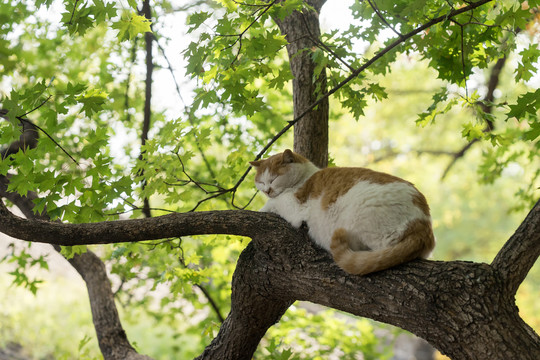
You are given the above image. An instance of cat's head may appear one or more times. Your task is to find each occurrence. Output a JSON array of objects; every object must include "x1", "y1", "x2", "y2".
[{"x1": 249, "y1": 149, "x2": 312, "y2": 198}]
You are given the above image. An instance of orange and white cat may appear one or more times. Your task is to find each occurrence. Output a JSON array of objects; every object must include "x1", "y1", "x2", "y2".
[{"x1": 250, "y1": 149, "x2": 435, "y2": 275}]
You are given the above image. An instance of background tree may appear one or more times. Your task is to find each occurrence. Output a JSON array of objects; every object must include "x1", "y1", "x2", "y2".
[{"x1": 1, "y1": 0, "x2": 539, "y2": 359}]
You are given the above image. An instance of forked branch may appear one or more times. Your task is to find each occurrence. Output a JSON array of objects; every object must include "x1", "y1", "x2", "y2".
[{"x1": 492, "y1": 199, "x2": 540, "y2": 296}]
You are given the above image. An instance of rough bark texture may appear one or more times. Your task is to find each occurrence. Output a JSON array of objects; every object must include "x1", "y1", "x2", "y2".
[
  {"x1": 274, "y1": 0, "x2": 329, "y2": 168},
  {"x1": 195, "y1": 241, "x2": 293, "y2": 360}
]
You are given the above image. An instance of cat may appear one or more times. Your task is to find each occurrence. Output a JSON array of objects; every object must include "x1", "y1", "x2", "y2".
[{"x1": 249, "y1": 149, "x2": 435, "y2": 275}]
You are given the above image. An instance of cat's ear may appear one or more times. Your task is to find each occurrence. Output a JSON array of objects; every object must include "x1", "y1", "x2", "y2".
[
  {"x1": 249, "y1": 160, "x2": 261, "y2": 167},
  {"x1": 282, "y1": 149, "x2": 295, "y2": 164}
]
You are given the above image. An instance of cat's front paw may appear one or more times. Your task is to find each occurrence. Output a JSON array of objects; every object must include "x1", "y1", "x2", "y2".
[{"x1": 287, "y1": 217, "x2": 304, "y2": 228}]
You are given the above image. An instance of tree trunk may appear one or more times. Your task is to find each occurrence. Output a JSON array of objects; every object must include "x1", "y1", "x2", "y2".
[
  {"x1": 274, "y1": 0, "x2": 329, "y2": 168},
  {"x1": 195, "y1": 243, "x2": 293, "y2": 360}
]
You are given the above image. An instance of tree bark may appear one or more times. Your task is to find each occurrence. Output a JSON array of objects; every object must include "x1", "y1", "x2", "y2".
[
  {"x1": 195, "y1": 243, "x2": 293, "y2": 360},
  {"x1": 274, "y1": 0, "x2": 329, "y2": 168}
]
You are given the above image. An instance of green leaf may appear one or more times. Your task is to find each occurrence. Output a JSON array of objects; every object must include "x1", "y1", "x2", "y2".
[
  {"x1": 506, "y1": 89, "x2": 540, "y2": 121},
  {"x1": 187, "y1": 11, "x2": 211, "y2": 33},
  {"x1": 60, "y1": 245, "x2": 88, "y2": 259},
  {"x1": 367, "y1": 83, "x2": 388, "y2": 101},
  {"x1": 76, "y1": 88, "x2": 108, "y2": 116},
  {"x1": 113, "y1": 13, "x2": 152, "y2": 41},
  {"x1": 516, "y1": 45, "x2": 540, "y2": 81},
  {"x1": 524, "y1": 121, "x2": 540, "y2": 142},
  {"x1": 462, "y1": 122, "x2": 485, "y2": 141}
]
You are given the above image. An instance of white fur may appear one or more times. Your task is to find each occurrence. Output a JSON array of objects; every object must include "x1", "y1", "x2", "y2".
[{"x1": 260, "y1": 173, "x2": 430, "y2": 252}]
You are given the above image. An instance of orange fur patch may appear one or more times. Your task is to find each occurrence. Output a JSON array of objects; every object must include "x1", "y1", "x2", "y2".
[
  {"x1": 412, "y1": 192, "x2": 431, "y2": 217},
  {"x1": 294, "y1": 167, "x2": 413, "y2": 210},
  {"x1": 330, "y1": 218, "x2": 435, "y2": 275}
]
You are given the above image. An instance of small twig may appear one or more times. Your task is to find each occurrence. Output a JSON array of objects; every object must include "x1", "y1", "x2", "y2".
[
  {"x1": 106, "y1": 195, "x2": 177, "y2": 216},
  {"x1": 165, "y1": 180, "x2": 225, "y2": 192},
  {"x1": 299, "y1": 12, "x2": 355, "y2": 72},
  {"x1": 176, "y1": 248, "x2": 225, "y2": 323},
  {"x1": 20, "y1": 117, "x2": 79, "y2": 166},
  {"x1": 441, "y1": 56, "x2": 507, "y2": 179},
  {"x1": 232, "y1": 0, "x2": 268, "y2": 7},
  {"x1": 67, "y1": 0, "x2": 81, "y2": 25},
  {"x1": 366, "y1": 0, "x2": 403, "y2": 39},
  {"x1": 188, "y1": 190, "x2": 231, "y2": 212},
  {"x1": 172, "y1": 152, "x2": 226, "y2": 194},
  {"x1": 441, "y1": 140, "x2": 477, "y2": 179},
  {"x1": 16, "y1": 95, "x2": 52, "y2": 119},
  {"x1": 195, "y1": 284, "x2": 225, "y2": 323},
  {"x1": 231, "y1": 189, "x2": 259, "y2": 210}
]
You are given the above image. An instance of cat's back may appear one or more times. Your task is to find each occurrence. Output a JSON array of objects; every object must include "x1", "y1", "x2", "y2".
[{"x1": 295, "y1": 166, "x2": 429, "y2": 216}]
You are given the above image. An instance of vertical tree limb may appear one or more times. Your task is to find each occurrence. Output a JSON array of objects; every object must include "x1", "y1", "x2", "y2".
[
  {"x1": 273, "y1": 0, "x2": 329, "y2": 168},
  {"x1": 139, "y1": 0, "x2": 154, "y2": 218},
  {"x1": 492, "y1": 199, "x2": 540, "y2": 296}
]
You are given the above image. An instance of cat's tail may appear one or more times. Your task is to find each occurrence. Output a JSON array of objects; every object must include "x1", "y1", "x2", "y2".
[{"x1": 330, "y1": 219, "x2": 435, "y2": 275}]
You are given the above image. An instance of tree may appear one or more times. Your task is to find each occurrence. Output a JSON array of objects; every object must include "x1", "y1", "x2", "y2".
[{"x1": 1, "y1": 0, "x2": 539, "y2": 359}]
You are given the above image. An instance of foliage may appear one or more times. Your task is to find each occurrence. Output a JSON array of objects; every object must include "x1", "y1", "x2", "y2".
[{"x1": 0, "y1": 0, "x2": 539, "y2": 358}]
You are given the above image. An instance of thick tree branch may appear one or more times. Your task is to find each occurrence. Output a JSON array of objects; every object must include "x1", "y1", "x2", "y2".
[
  {"x1": 195, "y1": 241, "x2": 293, "y2": 360},
  {"x1": 194, "y1": 205, "x2": 540, "y2": 359},
  {"x1": 492, "y1": 199, "x2": 540, "y2": 296},
  {"x1": 274, "y1": 2, "x2": 329, "y2": 167},
  {"x1": 2, "y1": 180, "x2": 539, "y2": 359},
  {"x1": 0, "y1": 198, "x2": 277, "y2": 246},
  {"x1": 2, "y1": 176, "x2": 539, "y2": 359}
]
